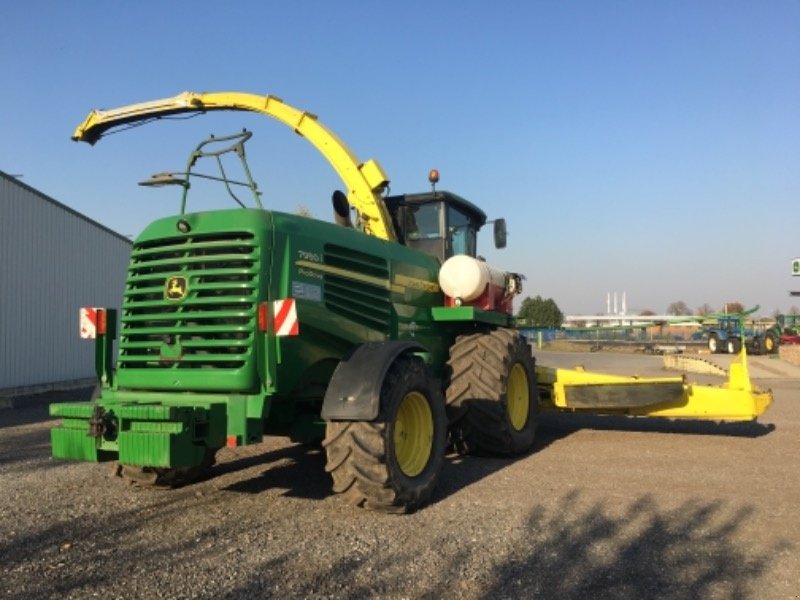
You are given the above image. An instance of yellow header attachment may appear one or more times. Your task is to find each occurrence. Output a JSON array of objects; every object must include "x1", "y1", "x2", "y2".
[
  {"x1": 536, "y1": 346, "x2": 772, "y2": 422},
  {"x1": 73, "y1": 91, "x2": 396, "y2": 240}
]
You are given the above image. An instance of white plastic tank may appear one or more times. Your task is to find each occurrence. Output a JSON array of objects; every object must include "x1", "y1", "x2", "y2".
[{"x1": 438, "y1": 255, "x2": 507, "y2": 302}]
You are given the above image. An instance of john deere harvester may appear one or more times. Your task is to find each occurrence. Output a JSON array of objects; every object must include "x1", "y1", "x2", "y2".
[{"x1": 50, "y1": 92, "x2": 772, "y2": 512}]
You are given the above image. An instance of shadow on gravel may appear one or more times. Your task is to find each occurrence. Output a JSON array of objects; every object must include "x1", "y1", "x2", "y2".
[
  {"x1": 0, "y1": 404, "x2": 57, "y2": 429},
  {"x1": 2, "y1": 489, "x2": 781, "y2": 598},
  {"x1": 434, "y1": 454, "x2": 521, "y2": 504},
  {"x1": 433, "y1": 429, "x2": 562, "y2": 505},
  {"x1": 218, "y1": 444, "x2": 331, "y2": 500},
  {"x1": 218, "y1": 491, "x2": 787, "y2": 598},
  {"x1": 216, "y1": 443, "x2": 537, "y2": 508},
  {"x1": 540, "y1": 412, "x2": 775, "y2": 439},
  {"x1": 0, "y1": 387, "x2": 94, "y2": 429},
  {"x1": 0, "y1": 462, "x2": 790, "y2": 598},
  {"x1": 473, "y1": 492, "x2": 786, "y2": 599},
  {"x1": 0, "y1": 490, "x2": 232, "y2": 597}
]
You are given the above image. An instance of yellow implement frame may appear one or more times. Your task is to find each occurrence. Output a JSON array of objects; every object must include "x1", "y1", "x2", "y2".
[
  {"x1": 537, "y1": 347, "x2": 772, "y2": 422},
  {"x1": 72, "y1": 91, "x2": 397, "y2": 241}
]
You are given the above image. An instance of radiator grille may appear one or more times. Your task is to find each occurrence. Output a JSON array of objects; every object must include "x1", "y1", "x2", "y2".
[{"x1": 119, "y1": 232, "x2": 258, "y2": 370}]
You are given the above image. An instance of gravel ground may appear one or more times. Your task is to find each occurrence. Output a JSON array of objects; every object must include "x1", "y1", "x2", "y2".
[{"x1": 1, "y1": 351, "x2": 798, "y2": 599}]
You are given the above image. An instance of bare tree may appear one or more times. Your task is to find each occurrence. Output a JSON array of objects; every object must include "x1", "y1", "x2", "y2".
[
  {"x1": 696, "y1": 304, "x2": 714, "y2": 316},
  {"x1": 666, "y1": 301, "x2": 692, "y2": 316},
  {"x1": 295, "y1": 205, "x2": 313, "y2": 218}
]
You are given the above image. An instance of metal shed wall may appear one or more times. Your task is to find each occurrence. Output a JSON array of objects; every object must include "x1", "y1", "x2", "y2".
[{"x1": 0, "y1": 171, "x2": 132, "y2": 390}]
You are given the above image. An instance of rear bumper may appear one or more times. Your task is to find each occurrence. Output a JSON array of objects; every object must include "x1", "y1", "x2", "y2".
[{"x1": 50, "y1": 401, "x2": 225, "y2": 467}]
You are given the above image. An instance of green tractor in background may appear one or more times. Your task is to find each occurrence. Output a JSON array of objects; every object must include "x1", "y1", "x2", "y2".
[{"x1": 744, "y1": 314, "x2": 798, "y2": 355}]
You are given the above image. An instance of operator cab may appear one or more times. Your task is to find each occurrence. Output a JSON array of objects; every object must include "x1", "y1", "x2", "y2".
[{"x1": 384, "y1": 191, "x2": 506, "y2": 262}]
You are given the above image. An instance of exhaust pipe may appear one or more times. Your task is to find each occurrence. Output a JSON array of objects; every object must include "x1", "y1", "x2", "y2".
[{"x1": 332, "y1": 190, "x2": 353, "y2": 228}]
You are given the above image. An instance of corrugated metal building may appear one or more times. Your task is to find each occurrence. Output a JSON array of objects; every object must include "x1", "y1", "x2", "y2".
[{"x1": 0, "y1": 170, "x2": 132, "y2": 392}]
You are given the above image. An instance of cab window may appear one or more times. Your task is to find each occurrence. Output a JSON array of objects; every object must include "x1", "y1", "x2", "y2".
[
  {"x1": 405, "y1": 203, "x2": 442, "y2": 240},
  {"x1": 447, "y1": 205, "x2": 477, "y2": 257}
]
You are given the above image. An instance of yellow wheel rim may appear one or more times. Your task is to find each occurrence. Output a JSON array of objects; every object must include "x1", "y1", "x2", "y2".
[
  {"x1": 507, "y1": 363, "x2": 530, "y2": 431},
  {"x1": 393, "y1": 391, "x2": 434, "y2": 477},
  {"x1": 765, "y1": 337, "x2": 774, "y2": 352}
]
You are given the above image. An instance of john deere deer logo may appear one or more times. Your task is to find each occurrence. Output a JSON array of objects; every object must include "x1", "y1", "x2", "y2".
[{"x1": 165, "y1": 276, "x2": 188, "y2": 301}]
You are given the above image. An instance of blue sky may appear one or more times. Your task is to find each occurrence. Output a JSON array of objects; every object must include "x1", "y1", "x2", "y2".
[{"x1": 2, "y1": 1, "x2": 798, "y2": 315}]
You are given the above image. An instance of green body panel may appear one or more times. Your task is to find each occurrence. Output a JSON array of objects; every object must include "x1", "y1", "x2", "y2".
[
  {"x1": 50, "y1": 206, "x2": 480, "y2": 469},
  {"x1": 432, "y1": 306, "x2": 514, "y2": 327}
]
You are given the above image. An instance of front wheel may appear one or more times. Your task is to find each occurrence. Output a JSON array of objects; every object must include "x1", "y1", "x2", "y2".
[
  {"x1": 323, "y1": 355, "x2": 446, "y2": 513},
  {"x1": 446, "y1": 328, "x2": 538, "y2": 456},
  {"x1": 708, "y1": 333, "x2": 720, "y2": 354}
]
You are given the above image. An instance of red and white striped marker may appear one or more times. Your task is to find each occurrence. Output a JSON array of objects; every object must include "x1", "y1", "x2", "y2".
[
  {"x1": 273, "y1": 299, "x2": 299, "y2": 337},
  {"x1": 79, "y1": 307, "x2": 98, "y2": 339}
]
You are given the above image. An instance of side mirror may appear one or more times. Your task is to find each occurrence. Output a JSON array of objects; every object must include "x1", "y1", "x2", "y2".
[{"x1": 493, "y1": 218, "x2": 507, "y2": 249}]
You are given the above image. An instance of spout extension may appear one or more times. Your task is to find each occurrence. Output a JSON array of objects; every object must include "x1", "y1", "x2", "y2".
[{"x1": 71, "y1": 91, "x2": 397, "y2": 240}]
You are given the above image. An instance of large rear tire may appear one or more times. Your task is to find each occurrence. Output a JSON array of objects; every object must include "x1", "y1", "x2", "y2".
[
  {"x1": 323, "y1": 355, "x2": 446, "y2": 513},
  {"x1": 115, "y1": 447, "x2": 218, "y2": 488},
  {"x1": 446, "y1": 328, "x2": 538, "y2": 456}
]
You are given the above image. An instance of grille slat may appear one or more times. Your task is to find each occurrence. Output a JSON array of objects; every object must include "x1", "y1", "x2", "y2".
[
  {"x1": 126, "y1": 303, "x2": 252, "y2": 311},
  {"x1": 120, "y1": 338, "x2": 251, "y2": 349},
  {"x1": 128, "y1": 264, "x2": 254, "y2": 276},
  {"x1": 323, "y1": 244, "x2": 391, "y2": 334},
  {"x1": 132, "y1": 239, "x2": 256, "y2": 257},
  {"x1": 122, "y1": 314, "x2": 252, "y2": 325},
  {"x1": 127, "y1": 253, "x2": 256, "y2": 272}
]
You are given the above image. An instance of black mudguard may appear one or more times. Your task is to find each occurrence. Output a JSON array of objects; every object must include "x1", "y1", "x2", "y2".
[{"x1": 321, "y1": 341, "x2": 426, "y2": 421}]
